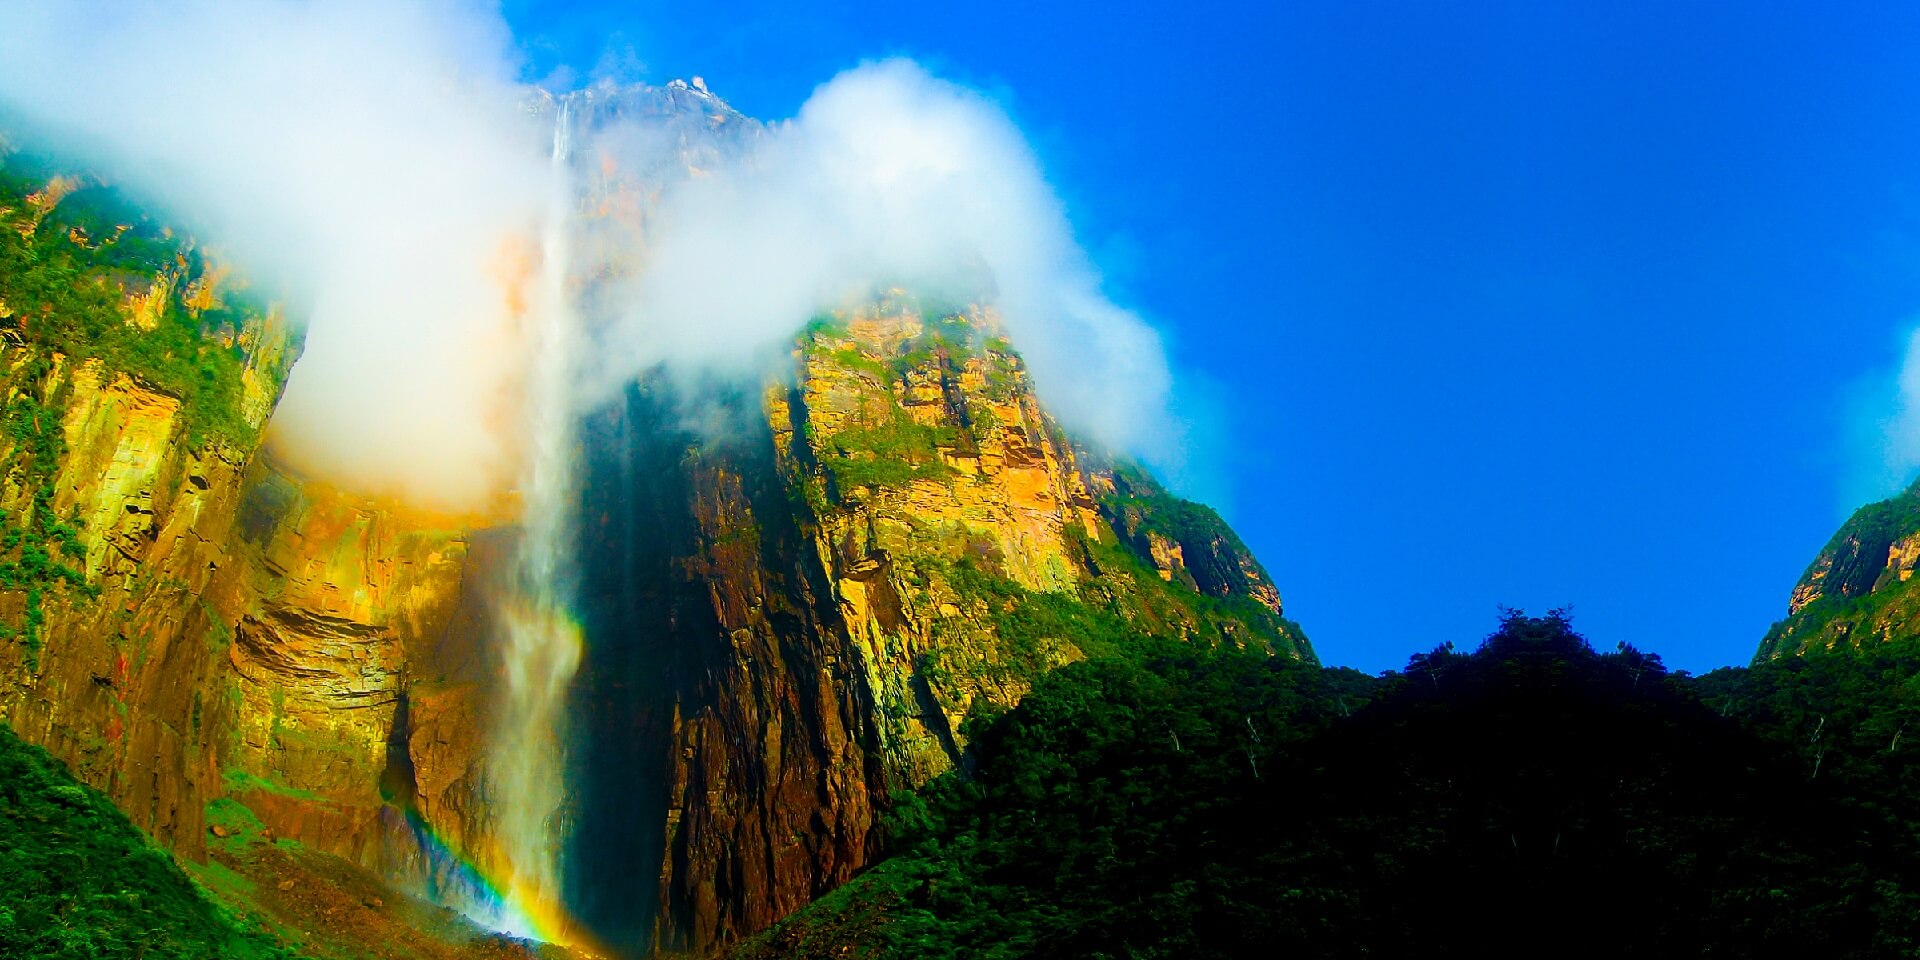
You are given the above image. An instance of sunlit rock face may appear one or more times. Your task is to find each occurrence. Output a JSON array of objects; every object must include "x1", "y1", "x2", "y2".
[
  {"x1": 1760, "y1": 480, "x2": 1920, "y2": 658},
  {"x1": 0, "y1": 82, "x2": 1306, "y2": 959},
  {"x1": 220, "y1": 463, "x2": 510, "y2": 875},
  {"x1": 563, "y1": 299, "x2": 1309, "y2": 955},
  {"x1": 0, "y1": 174, "x2": 301, "y2": 856}
]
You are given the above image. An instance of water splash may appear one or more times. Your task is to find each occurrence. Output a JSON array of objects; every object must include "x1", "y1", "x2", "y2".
[{"x1": 477, "y1": 92, "x2": 586, "y2": 944}]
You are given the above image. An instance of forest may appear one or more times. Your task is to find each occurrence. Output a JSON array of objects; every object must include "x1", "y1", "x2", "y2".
[
  {"x1": 733, "y1": 612, "x2": 1920, "y2": 958},
  {"x1": 12, "y1": 604, "x2": 1920, "y2": 957}
]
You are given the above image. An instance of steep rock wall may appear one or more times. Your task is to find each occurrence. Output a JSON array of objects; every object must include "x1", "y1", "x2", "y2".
[
  {"x1": 1, "y1": 144, "x2": 1308, "y2": 960},
  {"x1": 1761, "y1": 480, "x2": 1920, "y2": 658},
  {"x1": 0, "y1": 348, "x2": 286, "y2": 860},
  {"x1": 609, "y1": 301, "x2": 1308, "y2": 954},
  {"x1": 0, "y1": 160, "x2": 510, "y2": 901}
]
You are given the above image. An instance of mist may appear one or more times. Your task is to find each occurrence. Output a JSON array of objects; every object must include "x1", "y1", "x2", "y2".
[
  {"x1": 582, "y1": 59, "x2": 1182, "y2": 467},
  {"x1": 1854, "y1": 325, "x2": 1920, "y2": 506},
  {"x1": 0, "y1": 0, "x2": 549, "y2": 508},
  {"x1": 0, "y1": 7, "x2": 1184, "y2": 505}
]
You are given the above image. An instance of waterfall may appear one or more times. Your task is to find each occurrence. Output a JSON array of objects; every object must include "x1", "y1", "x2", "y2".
[{"x1": 476, "y1": 92, "x2": 586, "y2": 942}]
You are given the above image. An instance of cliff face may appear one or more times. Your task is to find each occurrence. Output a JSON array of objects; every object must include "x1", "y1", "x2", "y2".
[
  {"x1": 0, "y1": 141, "x2": 308, "y2": 863},
  {"x1": 0, "y1": 95, "x2": 1306, "y2": 960},
  {"x1": 1758, "y1": 480, "x2": 1920, "y2": 659},
  {"x1": 2, "y1": 351, "x2": 255, "y2": 861},
  {"x1": 0, "y1": 151, "x2": 511, "y2": 922},
  {"x1": 219, "y1": 463, "x2": 510, "y2": 885},
  {"x1": 593, "y1": 299, "x2": 1309, "y2": 953}
]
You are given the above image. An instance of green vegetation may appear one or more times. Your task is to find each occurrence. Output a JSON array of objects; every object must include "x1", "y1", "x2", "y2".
[
  {"x1": 800, "y1": 317, "x2": 962, "y2": 495},
  {"x1": 1764, "y1": 573, "x2": 1920, "y2": 654},
  {"x1": 905, "y1": 515, "x2": 1309, "y2": 691},
  {"x1": 204, "y1": 798, "x2": 271, "y2": 857},
  {"x1": 733, "y1": 637, "x2": 1377, "y2": 960},
  {"x1": 222, "y1": 770, "x2": 324, "y2": 804},
  {"x1": 0, "y1": 150, "x2": 289, "y2": 449},
  {"x1": 802, "y1": 312, "x2": 851, "y2": 339},
  {"x1": 821, "y1": 420, "x2": 956, "y2": 491},
  {"x1": 802, "y1": 302, "x2": 1038, "y2": 497},
  {"x1": 826, "y1": 344, "x2": 891, "y2": 382},
  {"x1": 1101, "y1": 467, "x2": 1262, "y2": 575},
  {"x1": 801, "y1": 321, "x2": 969, "y2": 494},
  {"x1": 1695, "y1": 641, "x2": 1920, "y2": 825},
  {"x1": 0, "y1": 722, "x2": 305, "y2": 959},
  {"x1": 0, "y1": 145, "x2": 292, "y2": 664},
  {"x1": 1105, "y1": 486, "x2": 1247, "y2": 562},
  {"x1": 891, "y1": 311, "x2": 975, "y2": 376},
  {"x1": 928, "y1": 554, "x2": 1130, "y2": 678},
  {"x1": 734, "y1": 613, "x2": 1920, "y2": 958},
  {"x1": 204, "y1": 796, "x2": 301, "y2": 857},
  {"x1": 0, "y1": 356, "x2": 97, "y2": 667},
  {"x1": 1077, "y1": 523, "x2": 1310, "y2": 657},
  {"x1": 1755, "y1": 479, "x2": 1920, "y2": 657},
  {"x1": 1809, "y1": 478, "x2": 1920, "y2": 594}
]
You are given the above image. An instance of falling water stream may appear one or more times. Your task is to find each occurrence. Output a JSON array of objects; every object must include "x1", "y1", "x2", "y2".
[{"x1": 477, "y1": 93, "x2": 587, "y2": 942}]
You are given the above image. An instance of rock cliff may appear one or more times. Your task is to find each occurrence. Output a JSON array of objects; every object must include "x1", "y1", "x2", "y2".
[
  {"x1": 0, "y1": 90, "x2": 1307, "y2": 959},
  {"x1": 573, "y1": 297, "x2": 1308, "y2": 953},
  {"x1": 1758, "y1": 479, "x2": 1920, "y2": 658}
]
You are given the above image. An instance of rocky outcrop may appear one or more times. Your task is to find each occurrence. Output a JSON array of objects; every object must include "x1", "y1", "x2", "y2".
[
  {"x1": 0, "y1": 351, "x2": 283, "y2": 860},
  {"x1": 609, "y1": 300, "x2": 1309, "y2": 953},
  {"x1": 1760, "y1": 480, "x2": 1920, "y2": 658},
  {"x1": 219, "y1": 464, "x2": 507, "y2": 871},
  {"x1": 0, "y1": 160, "x2": 507, "y2": 901},
  {"x1": 0, "y1": 293, "x2": 1308, "y2": 957}
]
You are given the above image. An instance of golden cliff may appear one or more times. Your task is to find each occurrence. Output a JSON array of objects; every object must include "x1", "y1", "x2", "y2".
[
  {"x1": 620, "y1": 298, "x2": 1309, "y2": 952},
  {"x1": 0, "y1": 147, "x2": 1305, "y2": 959},
  {"x1": 1760, "y1": 479, "x2": 1920, "y2": 658},
  {"x1": 0, "y1": 160, "x2": 517, "y2": 935}
]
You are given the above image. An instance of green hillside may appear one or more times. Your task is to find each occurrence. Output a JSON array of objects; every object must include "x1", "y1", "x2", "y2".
[{"x1": 0, "y1": 722, "x2": 304, "y2": 959}]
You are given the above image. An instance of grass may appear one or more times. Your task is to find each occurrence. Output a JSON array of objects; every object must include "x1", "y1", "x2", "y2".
[
  {"x1": 0, "y1": 722, "x2": 306, "y2": 959},
  {"x1": 0, "y1": 357, "x2": 99, "y2": 667},
  {"x1": 821, "y1": 420, "x2": 957, "y2": 492},
  {"x1": 222, "y1": 771, "x2": 325, "y2": 804}
]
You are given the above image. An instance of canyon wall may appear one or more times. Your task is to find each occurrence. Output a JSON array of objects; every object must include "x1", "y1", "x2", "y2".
[
  {"x1": 0, "y1": 107, "x2": 1305, "y2": 959},
  {"x1": 583, "y1": 300, "x2": 1309, "y2": 952}
]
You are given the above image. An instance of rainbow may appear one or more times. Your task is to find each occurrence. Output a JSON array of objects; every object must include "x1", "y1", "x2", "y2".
[{"x1": 394, "y1": 806, "x2": 608, "y2": 957}]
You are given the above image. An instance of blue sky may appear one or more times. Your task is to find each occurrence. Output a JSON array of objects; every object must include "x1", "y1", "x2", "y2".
[{"x1": 504, "y1": 1, "x2": 1920, "y2": 674}]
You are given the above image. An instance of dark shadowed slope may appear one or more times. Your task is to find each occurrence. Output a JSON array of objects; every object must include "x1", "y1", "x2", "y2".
[{"x1": 733, "y1": 613, "x2": 1920, "y2": 959}]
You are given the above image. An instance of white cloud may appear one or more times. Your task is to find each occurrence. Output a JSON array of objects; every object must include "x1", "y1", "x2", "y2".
[
  {"x1": 581, "y1": 59, "x2": 1182, "y2": 467},
  {"x1": 1852, "y1": 324, "x2": 1920, "y2": 506},
  {"x1": 0, "y1": 9, "x2": 1184, "y2": 504},
  {"x1": 0, "y1": 0, "x2": 549, "y2": 508}
]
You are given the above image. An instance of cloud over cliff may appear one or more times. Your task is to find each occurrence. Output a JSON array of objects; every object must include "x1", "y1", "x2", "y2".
[
  {"x1": 584, "y1": 59, "x2": 1180, "y2": 466},
  {"x1": 0, "y1": 5, "x2": 1182, "y2": 504},
  {"x1": 0, "y1": 0, "x2": 550, "y2": 507}
]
